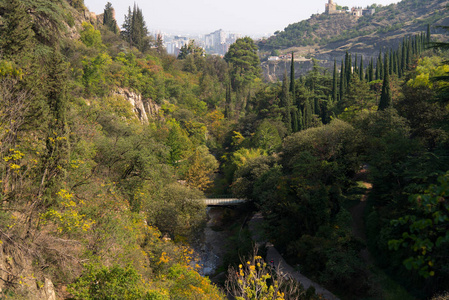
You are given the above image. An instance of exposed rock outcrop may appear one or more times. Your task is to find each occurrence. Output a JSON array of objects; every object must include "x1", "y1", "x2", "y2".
[
  {"x1": 0, "y1": 242, "x2": 57, "y2": 300},
  {"x1": 262, "y1": 60, "x2": 314, "y2": 82},
  {"x1": 43, "y1": 278, "x2": 57, "y2": 300},
  {"x1": 145, "y1": 98, "x2": 161, "y2": 119},
  {"x1": 115, "y1": 88, "x2": 161, "y2": 123}
]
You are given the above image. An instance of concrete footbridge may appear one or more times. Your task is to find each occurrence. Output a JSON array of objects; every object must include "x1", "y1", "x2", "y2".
[{"x1": 202, "y1": 198, "x2": 246, "y2": 206}]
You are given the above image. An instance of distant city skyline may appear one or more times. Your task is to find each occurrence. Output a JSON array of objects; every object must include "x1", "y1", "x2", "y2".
[
  {"x1": 163, "y1": 29, "x2": 241, "y2": 56},
  {"x1": 85, "y1": 0, "x2": 399, "y2": 37}
]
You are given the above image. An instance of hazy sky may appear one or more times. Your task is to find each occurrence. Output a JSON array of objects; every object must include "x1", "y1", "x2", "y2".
[{"x1": 85, "y1": 0, "x2": 399, "y2": 37}]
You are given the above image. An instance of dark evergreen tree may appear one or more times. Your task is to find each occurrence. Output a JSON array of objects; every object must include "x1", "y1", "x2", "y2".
[
  {"x1": 303, "y1": 60, "x2": 331, "y2": 123},
  {"x1": 401, "y1": 39, "x2": 407, "y2": 74},
  {"x1": 290, "y1": 52, "x2": 296, "y2": 105},
  {"x1": 297, "y1": 109, "x2": 304, "y2": 131},
  {"x1": 314, "y1": 98, "x2": 320, "y2": 117},
  {"x1": 397, "y1": 45, "x2": 402, "y2": 77},
  {"x1": 322, "y1": 95, "x2": 331, "y2": 124},
  {"x1": 378, "y1": 54, "x2": 392, "y2": 111},
  {"x1": 387, "y1": 49, "x2": 393, "y2": 75},
  {"x1": 413, "y1": 36, "x2": 418, "y2": 56},
  {"x1": 155, "y1": 34, "x2": 165, "y2": 55},
  {"x1": 339, "y1": 59, "x2": 345, "y2": 102},
  {"x1": 304, "y1": 99, "x2": 313, "y2": 129},
  {"x1": 121, "y1": 7, "x2": 133, "y2": 45},
  {"x1": 345, "y1": 53, "x2": 352, "y2": 91},
  {"x1": 332, "y1": 60, "x2": 338, "y2": 103},
  {"x1": 2, "y1": 0, "x2": 67, "y2": 47},
  {"x1": 368, "y1": 58, "x2": 374, "y2": 82},
  {"x1": 378, "y1": 50, "x2": 383, "y2": 79},
  {"x1": 0, "y1": 0, "x2": 34, "y2": 60},
  {"x1": 280, "y1": 71, "x2": 292, "y2": 133},
  {"x1": 359, "y1": 56, "x2": 364, "y2": 81},
  {"x1": 406, "y1": 38, "x2": 412, "y2": 70},
  {"x1": 121, "y1": 4, "x2": 150, "y2": 52},
  {"x1": 291, "y1": 109, "x2": 299, "y2": 133},
  {"x1": 393, "y1": 50, "x2": 398, "y2": 76},
  {"x1": 40, "y1": 49, "x2": 70, "y2": 202},
  {"x1": 132, "y1": 4, "x2": 148, "y2": 51},
  {"x1": 103, "y1": 2, "x2": 119, "y2": 34},
  {"x1": 420, "y1": 32, "x2": 425, "y2": 52},
  {"x1": 375, "y1": 58, "x2": 380, "y2": 80}
]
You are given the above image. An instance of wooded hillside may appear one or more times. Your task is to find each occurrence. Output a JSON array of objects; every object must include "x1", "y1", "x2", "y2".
[
  {"x1": 1, "y1": 0, "x2": 449, "y2": 299},
  {"x1": 259, "y1": 0, "x2": 449, "y2": 60}
]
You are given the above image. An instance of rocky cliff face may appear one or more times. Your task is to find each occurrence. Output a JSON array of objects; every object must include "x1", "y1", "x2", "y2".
[
  {"x1": 262, "y1": 60, "x2": 314, "y2": 82},
  {"x1": 115, "y1": 88, "x2": 161, "y2": 123}
]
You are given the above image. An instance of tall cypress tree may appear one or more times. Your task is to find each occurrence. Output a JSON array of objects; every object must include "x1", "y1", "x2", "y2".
[
  {"x1": 378, "y1": 50, "x2": 383, "y2": 80},
  {"x1": 332, "y1": 59, "x2": 338, "y2": 103},
  {"x1": 418, "y1": 33, "x2": 423, "y2": 53},
  {"x1": 292, "y1": 109, "x2": 299, "y2": 133},
  {"x1": 401, "y1": 39, "x2": 407, "y2": 74},
  {"x1": 359, "y1": 56, "x2": 364, "y2": 81},
  {"x1": 375, "y1": 55, "x2": 381, "y2": 80},
  {"x1": 413, "y1": 36, "x2": 418, "y2": 56},
  {"x1": 389, "y1": 49, "x2": 393, "y2": 75},
  {"x1": 297, "y1": 110, "x2": 303, "y2": 132},
  {"x1": 290, "y1": 52, "x2": 296, "y2": 103},
  {"x1": 121, "y1": 7, "x2": 132, "y2": 45},
  {"x1": 103, "y1": 2, "x2": 119, "y2": 34},
  {"x1": 281, "y1": 71, "x2": 292, "y2": 133},
  {"x1": 378, "y1": 53, "x2": 392, "y2": 111},
  {"x1": 345, "y1": 53, "x2": 352, "y2": 91},
  {"x1": 121, "y1": 4, "x2": 149, "y2": 52},
  {"x1": 368, "y1": 58, "x2": 374, "y2": 82},
  {"x1": 132, "y1": 5, "x2": 146, "y2": 51},
  {"x1": 406, "y1": 38, "x2": 412, "y2": 70},
  {"x1": 304, "y1": 99, "x2": 313, "y2": 129},
  {"x1": 314, "y1": 98, "x2": 320, "y2": 117},
  {"x1": 393, "y1": 51, "x2": 399, "y2": 75},
  {"x1": 155, "y1": 34, "x2": 165, "y2": 55},
  {"x1": 339, "y1": 59, "x2": 345, "y2": 102}
]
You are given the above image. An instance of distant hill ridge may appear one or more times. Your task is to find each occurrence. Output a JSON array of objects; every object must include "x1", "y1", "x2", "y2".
[
  {"x1": 259, "y1": 0, "x2": 449, "y2": 57},
  {"x1": 258, "y1": 0, "x2": 449, "y2": 81}
]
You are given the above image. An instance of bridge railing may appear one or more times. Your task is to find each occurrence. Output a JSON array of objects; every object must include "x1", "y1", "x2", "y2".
[
  {"x1": 202, "y1": 198, "x2": 246, "y2": 206},
  {"x1": 203, "y1": 194, "x2": 236, "y2": 199}
]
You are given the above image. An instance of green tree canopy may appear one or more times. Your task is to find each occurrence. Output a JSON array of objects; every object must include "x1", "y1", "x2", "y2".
[
  {"x1": 177, "y1": 40, "x2": 205, "y2": 60},
  {"x1": 224, "y1": 37, "x2": 261, "y2": 91}
]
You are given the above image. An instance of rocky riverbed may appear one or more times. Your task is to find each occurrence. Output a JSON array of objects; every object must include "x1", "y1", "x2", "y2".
[{"x1": 194, "y1": 207, "x2": 231, "y2": 277}]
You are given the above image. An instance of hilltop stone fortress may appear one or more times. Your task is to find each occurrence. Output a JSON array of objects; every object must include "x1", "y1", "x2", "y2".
[
  {"x1": 325, "y1": 0, "x2": 338, "y2": 14},
  {"x1": 325, "y1": 0, "x2": 375, "y2": 17}
]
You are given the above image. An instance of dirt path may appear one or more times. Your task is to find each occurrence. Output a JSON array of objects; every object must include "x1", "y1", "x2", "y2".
[
  {"x1": 349, "y1": 182, "x2": 374, "y2": 264},
  {"x1": 266, "y1": 243, "x2": 340, "y2": 300},
  {"x1": 248, "y1": 212, "x2": 340, "y2": 300}
]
